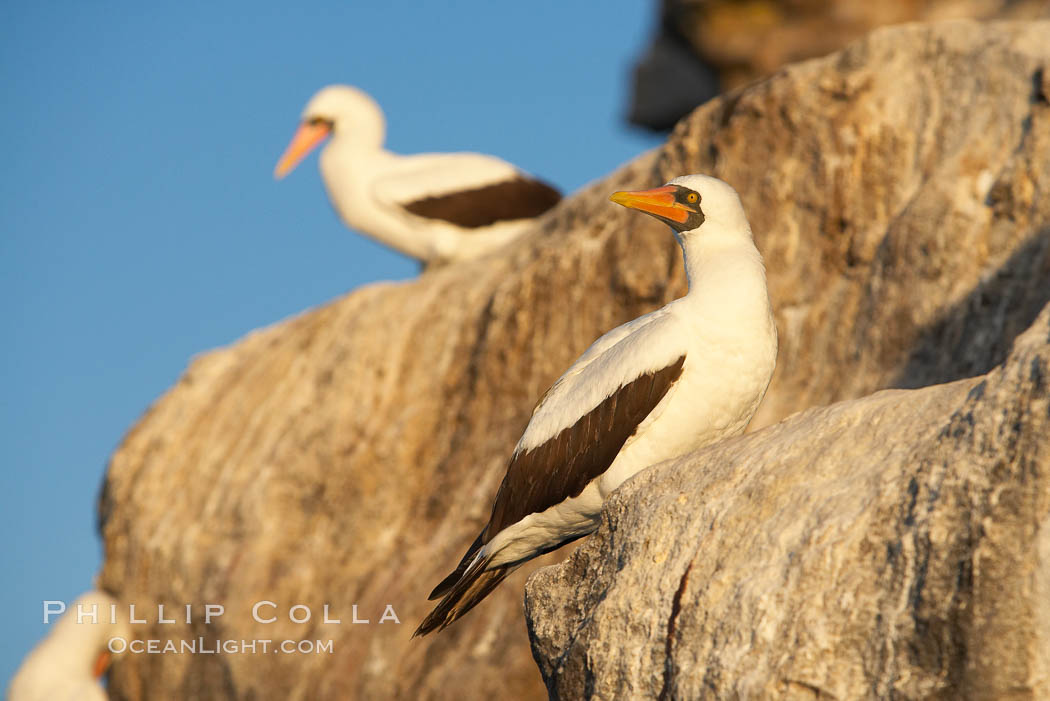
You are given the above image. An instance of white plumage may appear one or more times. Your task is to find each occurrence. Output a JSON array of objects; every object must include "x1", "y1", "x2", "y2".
[
  {"x1": 275, "y1": 85, "x2": 561, "y2": 265},
  {"x1": 8, "y1": 591, "x2": 129, "y2": 701},
  {"x1": 417, "y1": 174, "x2": 778, "y2": 635}
]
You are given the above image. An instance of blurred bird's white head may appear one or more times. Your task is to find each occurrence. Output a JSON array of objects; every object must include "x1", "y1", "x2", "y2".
[
  {"x1": 274, "y1": 84, "x2": 386, "y2": 179},
  {"x1": 610, "y1": 173, "x2": 751, "y2": 239},
  {"x1": 47, "y1": 592, "x2": 130, "y2": 675},
  {"x1": 301, "y1": 85, "x2": 385, "y2": 141},
  {"x1": 8, "y1": 591, "x2": 131, "y2": 701}
]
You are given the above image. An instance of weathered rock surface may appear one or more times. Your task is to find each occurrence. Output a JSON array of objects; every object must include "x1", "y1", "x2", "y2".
[
  {"x1": 99, "y1": 20, "x2": 1050, "y2": 700},
  {"x1": 527, "y1": 301, "x2": 1050, "y2": 700},
  {"x1": 628, "y1": 0, "x2": 1050, "y2": 130}
]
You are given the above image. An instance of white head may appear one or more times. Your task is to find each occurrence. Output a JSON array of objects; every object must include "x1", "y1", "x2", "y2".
[
  {"x1": 609, "y1": 173, "x2": 751, "y2": 240},
  {"x1": 274, "y1": 84, "x2": 387, "y2": 179},
  {"x1": 8, "y1": 591, "x2": 130, "y2": 696},
  {"x1": 57, "y1": 591, "x2": 128, "y2": 669}
]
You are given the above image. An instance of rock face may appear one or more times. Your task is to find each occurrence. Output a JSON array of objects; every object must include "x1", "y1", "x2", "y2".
[
  {"x1": 628, "y1": 0, "x2": 1050, "y2": 130},
  {"x1": 527, "y1": 301, "x2": 1050, "y2": 700},
  {"x1": 99, "y1": 20, "x2": 1050, "y2": 700}
]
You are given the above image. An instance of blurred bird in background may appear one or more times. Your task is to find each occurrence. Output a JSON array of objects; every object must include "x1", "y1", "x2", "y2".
[{"x1": 275, "y1": 85, "x2": 562, "y2": 267}]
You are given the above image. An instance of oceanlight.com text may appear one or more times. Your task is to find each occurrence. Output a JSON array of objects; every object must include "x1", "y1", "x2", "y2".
[{"x1": 108, "y1": 637, "x2": 334, "y2": 655}]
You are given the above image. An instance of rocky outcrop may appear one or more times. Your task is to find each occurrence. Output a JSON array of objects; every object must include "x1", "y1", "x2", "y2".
[
  {"x1": 628, "y1": 0, "x2": 1050, "y2": 130},
  {"x1": 526, "y1": 300, "x2": 1050, "y2": 700},
  {"x1": 99, "y1": 20, "x2": 1050, "y2": 700}
]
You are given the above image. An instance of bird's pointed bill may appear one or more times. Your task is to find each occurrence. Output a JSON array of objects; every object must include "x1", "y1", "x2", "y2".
[
  {"x1": 610, "y1": 185, "x2": 689, "y2": 224},
  {"x1": 93, "y1": 649, "x2": 111, "y2": 679},
  {"x1": 274, "y1": 122, "x2": 331, "y2": 179}
]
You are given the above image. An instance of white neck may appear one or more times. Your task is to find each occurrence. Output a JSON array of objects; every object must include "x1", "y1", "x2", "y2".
[
  {"x1": 678, "y1": 222, "x2": 772, "y2": 324},
  {"x1": 318, "y1": 138, "x2": 438, "y2": 261}
]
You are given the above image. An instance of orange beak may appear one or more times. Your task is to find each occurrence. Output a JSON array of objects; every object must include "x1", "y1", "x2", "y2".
[
  {"x1": 93, "y1": 648, "x2": 112, "y2": 679},
  {"x1": 609, "y1": 185, "x2": 690, "y2": 224},
  {"x1": 274, "y1": 121, "x2": 331, "y2": 179}
]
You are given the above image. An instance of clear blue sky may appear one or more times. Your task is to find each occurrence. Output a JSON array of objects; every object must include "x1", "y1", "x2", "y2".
[{"x1": 0, "y1": 0, "x2": 661, "y2": 683}]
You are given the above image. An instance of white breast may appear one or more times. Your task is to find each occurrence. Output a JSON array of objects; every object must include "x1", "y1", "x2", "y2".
[{"x1": 598, "y1": 245, "x2": 778, "y2": 495}]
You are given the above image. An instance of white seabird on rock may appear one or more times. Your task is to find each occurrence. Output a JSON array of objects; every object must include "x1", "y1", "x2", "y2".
[
  {"x1": 274, "y1": 84, "x2": 561, "y2": 266},
  {"x1": 416, "y1": 174, "x2": 778, "y2": 635},
  {"x1": 7, "y1": 591, "x2": 130, "y2": 701}
]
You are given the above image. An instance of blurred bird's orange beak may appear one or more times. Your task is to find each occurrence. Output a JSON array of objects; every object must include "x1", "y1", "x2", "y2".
[
  {"x1": 274, "y1": 121, "x2": 331, "y2": 179},
  {"x1": 93, "y1": 649, "x2": 111, "y2": 679},
  {"x1": 609, "y1": 185, "x2": 690, "y2": 224}
]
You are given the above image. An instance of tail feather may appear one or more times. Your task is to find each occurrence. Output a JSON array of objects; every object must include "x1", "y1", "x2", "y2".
[
  {"x1": 428, "y1": 533, "x2": 484, "y2": 601},
  {"x1": 414, "y1": 558, "x2": 516, "y2": 636}
]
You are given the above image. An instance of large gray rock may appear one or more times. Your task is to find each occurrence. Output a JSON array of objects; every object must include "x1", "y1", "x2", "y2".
[
  {"x1": 692, "y1": 19, "x2": 1050, "y2": 430},
  {"x1": 98, "y1": 20, "x2": 1050, "y2": 700},
  {"x1": 526, "y1": 301, "x2": 1050, "y2": 700}
]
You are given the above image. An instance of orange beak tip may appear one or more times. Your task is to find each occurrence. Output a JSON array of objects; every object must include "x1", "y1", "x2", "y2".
[
  {"x1": 93, "y1": 649, "x2": 111, "y2": 679},
  {"x1": 273, "y1": 121, "x2": 330, "y2": 182}
]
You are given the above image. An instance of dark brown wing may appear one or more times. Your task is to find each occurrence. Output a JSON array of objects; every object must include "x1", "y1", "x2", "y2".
[
  {"x1": 400, "y1": 176, "x2": 561, "y2": 229},
  {"x1": 483, "y1": 355, "x2": 686, "y2": 540},
  {"x1": 417, "y1": 355, "x2": 686, "y2": 635}
]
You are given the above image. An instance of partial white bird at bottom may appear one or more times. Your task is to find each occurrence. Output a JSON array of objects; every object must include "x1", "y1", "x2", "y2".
[{"x1": 8, "y1": 591, "x2": 129, "y2": 701}]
